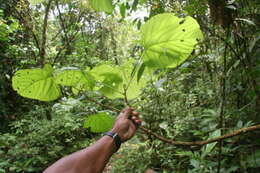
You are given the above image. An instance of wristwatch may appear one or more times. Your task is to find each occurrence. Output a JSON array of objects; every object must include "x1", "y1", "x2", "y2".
[{"x1": 105, "y1": 131, "x2": 121, "y2": 152}]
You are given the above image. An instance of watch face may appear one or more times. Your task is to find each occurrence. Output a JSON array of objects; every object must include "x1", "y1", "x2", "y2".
[
  {"x1": 105, "y1": 132, "x2": 121, "y2": 152},
  {"x1": 112, "y1": 133, "x2": 118, "y2": 138}
]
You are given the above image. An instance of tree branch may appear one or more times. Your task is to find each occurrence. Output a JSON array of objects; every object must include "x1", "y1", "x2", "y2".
[
  {"x1": 39, "y1": 0, "x2": 53, "y2": 67},
  {"x1": 84, "y1": 95, "x2": 260, "y2": 146},
  {"x1": 55, "y1": 1, "x2": 69, "y2": 45},
  {"x1": 139, "y1": 124, "x2": 260, "y2": 146}
]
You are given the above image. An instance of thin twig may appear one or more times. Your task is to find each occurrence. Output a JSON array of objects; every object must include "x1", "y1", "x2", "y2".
[{"x1": 123, "y1": 88, "x2": 131, "y2": 107}]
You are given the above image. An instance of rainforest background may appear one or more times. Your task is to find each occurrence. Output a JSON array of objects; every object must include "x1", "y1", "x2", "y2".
[{"x1": 0, "y1": 0, "x2": 260, "y2": 172}]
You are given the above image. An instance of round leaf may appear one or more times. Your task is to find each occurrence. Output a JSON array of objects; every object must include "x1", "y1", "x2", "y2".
[
  {"x1": 140, "y1": 13, "x2": 203, "y2": 69},
  {"x1": 90, "y1": 64, "x2": 124, "y2": 99},
  {"x1": 12, "y1": 64, "x2": 61, "y2": 101},
  {"x1": 54, "y1": 69, "x2": 95, "y2": 90}
]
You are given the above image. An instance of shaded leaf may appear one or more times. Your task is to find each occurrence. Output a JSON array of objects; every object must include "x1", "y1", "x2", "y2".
[
  {"x1": 120, "y1": 4, "x2": 126, "y2": 18},
  {"x1": 131, "y1": 0, "x2": 139, "y2": 11},
  {"x1": 84, "y1": 112, "x2": 115, "y2": 133},
  {"x1": 203, "y1": 129, "x2": 221, "y2": 156},
  {"x1": 190, "y1": 159, "x2": 200, "y2": 168},
  {"x1": 137, "y1": 63, "x2": 146, "y2": 83},
  {"x1": 245, "y1": 150, "x2": 260, "y2": 168}
]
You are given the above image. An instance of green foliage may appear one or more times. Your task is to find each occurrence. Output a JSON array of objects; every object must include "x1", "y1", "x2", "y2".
[
  {"x1": 12, "y1": 59, "x2": 151, "y2": 101},
  {"x1": 89, "y1": 64, "x2": 124, "y2": 99},
  {"x1": 84, "y1": 112, "x2": 115, "y2": 133},
  {"x1": 12, "y1": 64, "x2": 61, "y2": 101},
  {"x1": 10, "y1": 14, "x2": 202, "y2": 101},
  {"x1": 0, "y1": 10, "x2": 19, "y2": 41},
  {"x1": 109, "y1": 139, "x2": 153, "y2": 173},
  {"x1": 140, "y1": 13, "x2": 203, "y2": 69},
  {"x1": 2, "y1": 0, "x2": 260, "y2": 172},
  {"x1": 28, "y1": 0, "x2": 45, "y2": 6},
  {"x1": 89, "y1": 60, "x2": 150, "y2": 99},
  {"x1": 89, "y1": 0, "x2": 114, "y2": 13},
  {"x1": 55, "y1": 68, "x2": 95, "y2": 90},
  {"x1": 12, "y1": 13, "x2": 203, "y2": 103},
  {"x1": 0, "y1": 103, "x2": 94, "y2": 173},
  {"x1": 244, "y1": 150, "x2": 260, "y2": 168}
]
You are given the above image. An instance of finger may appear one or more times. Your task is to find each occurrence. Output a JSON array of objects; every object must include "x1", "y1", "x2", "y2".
[
  {"x1": 131, "y1": 116, "x2": 137, "y2": 120},
  {"x1": 132, "y1": 111, "x2": 139, "y2": 117},
  {"x1": 131, "y1": 115, "x2": 141, "y2": 122},
  {"x1": 119, "y1": 107, "x2": 133, "y2": 119},
  {"x1": 134, "y1": 120, "x2": 142, "y2": 127},
  {"x1": 130, "y1": 116, "x2": 141, "y2": 127},
  {"x1": 135, "y1": 119, "x2": 141, "y2": 124},
  {"x1": 121, "y1": 107, "x2": 131, "y2": 113}
]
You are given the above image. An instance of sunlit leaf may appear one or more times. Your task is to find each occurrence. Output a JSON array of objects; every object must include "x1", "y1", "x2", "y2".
[
  {"x1": 119, "y1": 59, "x2": 149, "y2": 99},
  {"x1": 54, "y1": 69, "x2": 95, "y2": 90},
  {"x1": 89, "y1": 60, "x2": 150, "y2": 100},
  {"x1": 84, "y1": 112, "x2": 115, "y2": 133},
  {"x1": 90, "y1": 64, "x2": 123, "y2": 99},
  {"x1": 89, "y1": 0, "x2": 114, "y2": 13},
  {"x1": 12, "y1": 64, "x2": 61, "y2": 101},
  {"x1": 29, "y1": 0, "x2": 45, "y2": 6},
  {"x1": 140, "y1": 13, "x2": 203, "y2": 69},
  {"x1": 139, "y1": 0, "x2": 148, "y2": 4}
]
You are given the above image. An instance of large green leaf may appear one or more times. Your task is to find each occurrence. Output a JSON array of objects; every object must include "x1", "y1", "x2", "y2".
[
  {"x1": 119, "y1": 59, "x2": 149, "y2": 100},
  {"x1": 54, "y1": 69, "x2": 95, "y2": 91},
  {"x1": 89, "y1": 60, "x2": 149, "y2": 100},
  {"x1": 140, "y1": 13, "x2": 203, "y2": 69},
  {"x1": 12, "y1": 64, "x2": 61, "y2": 101},
  {"x1": 90, "y1": 64, "x2": 124, "y2": 99},
  {"x1": 84, "y1": 112, "x2": 115, "y2": 133},
  {"x1": 89, "y1": 0, "x2": 114, "y2": 13}
]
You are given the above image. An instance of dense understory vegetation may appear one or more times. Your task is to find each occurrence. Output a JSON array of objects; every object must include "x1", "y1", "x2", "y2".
[{"x1": 0, "y1": 0, "x2": 259, "y2": 172}]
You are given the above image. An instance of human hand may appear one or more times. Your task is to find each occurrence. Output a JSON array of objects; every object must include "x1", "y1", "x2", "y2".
[{"x1": 111, "y1": 108, "x2": 141, "y2": 142}]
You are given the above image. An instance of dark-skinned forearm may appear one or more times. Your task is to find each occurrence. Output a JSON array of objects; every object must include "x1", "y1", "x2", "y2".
[{"x1": 43, "y1": 136, "x2": 117, "y2": 173}]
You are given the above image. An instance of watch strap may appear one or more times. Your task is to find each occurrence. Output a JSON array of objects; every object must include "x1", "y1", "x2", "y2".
[{"x1": 105, "y1": 131, "x2": 121, "y2": 152}]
